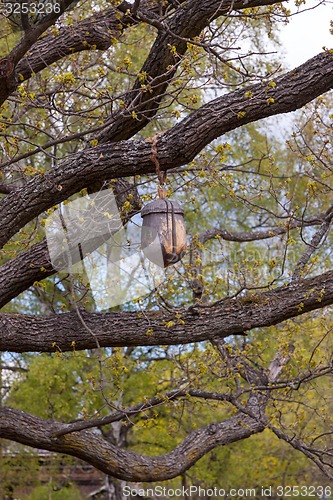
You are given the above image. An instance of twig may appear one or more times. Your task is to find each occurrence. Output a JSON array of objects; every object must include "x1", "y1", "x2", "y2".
[{"x1": 292, "y1": 204, "x2": 333, "y2": 282}]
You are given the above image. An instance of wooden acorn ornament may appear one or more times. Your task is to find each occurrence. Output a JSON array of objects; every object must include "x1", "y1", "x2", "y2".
[{"x1": 141, "y1": 187, "x2": 187, "y2": 268}]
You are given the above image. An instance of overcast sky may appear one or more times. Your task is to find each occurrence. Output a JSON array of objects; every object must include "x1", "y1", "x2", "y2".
[{"x1": 280, "y1": 0, "x2": 332, "y2": 68}]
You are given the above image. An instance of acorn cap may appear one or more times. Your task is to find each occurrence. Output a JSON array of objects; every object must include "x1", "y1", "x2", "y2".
[{"x1": 141, "y1": 199, "x2": 184, "y2": 217}]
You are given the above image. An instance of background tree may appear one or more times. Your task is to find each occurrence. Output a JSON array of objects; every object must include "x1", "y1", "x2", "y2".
[{"x1": 0, "y1": 0, "x2": 333, "y2": 498}]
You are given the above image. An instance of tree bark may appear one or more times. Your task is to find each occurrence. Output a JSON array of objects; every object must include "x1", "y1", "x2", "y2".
[
  {"x1": 0, "y1": 406, "x2": 264, "y2": 481},
  {"x1": 0, "y1": 269, "x2": 332, "y2": 353}
]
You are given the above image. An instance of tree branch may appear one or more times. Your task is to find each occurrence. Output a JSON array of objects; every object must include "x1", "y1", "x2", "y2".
[
  {"x1": 0, "y1": 183, "x2": 15, "y2": 195},
  {"x1": 0, "y1": 405, "x2": 264, "y2": 481},
  {"x1": 0, "y1": 51, "x2": 332, "y2": 250},
  {"x1": 1, "y1": 269, "x2": 333, "y2": 353},
  {"x1": 198, "y1": 217, "x2": 323, "y2": 244},
  {"x1": 53, "y1": 388, "x2": 232, "y2": 437},
  {"x1": 291, "y1": 204, "x2": 333, "y2": 282},
  {"x1": 14, "y1": 10, "x2": 126, "y2": 82},
  {"x1": 0, "y1": 364, "x2": 28, "y2": 372},
  {"x1": 268, "y1": 423, "x2": 333, "y2": 480}
]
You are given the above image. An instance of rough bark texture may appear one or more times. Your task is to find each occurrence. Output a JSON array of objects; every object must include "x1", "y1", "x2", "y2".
[
  {"x1": 1, "y1": 270, "x2": 332, "y2": 353},
  {"x1": 0, "y1": 404, "x2": 264, "y2": 481},
  {"x1": 15, "y1": 9, "x2": 128, "y2": 81}
]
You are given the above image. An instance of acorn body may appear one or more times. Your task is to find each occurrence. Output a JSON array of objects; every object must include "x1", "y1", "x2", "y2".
[{"x1": 141, "y1": 199, "x2": 187, "y2": 268}]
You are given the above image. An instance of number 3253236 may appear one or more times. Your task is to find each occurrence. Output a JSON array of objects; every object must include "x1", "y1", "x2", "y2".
[{"x1": 0, "y1": 2, "x2": 60, "y2": 15}]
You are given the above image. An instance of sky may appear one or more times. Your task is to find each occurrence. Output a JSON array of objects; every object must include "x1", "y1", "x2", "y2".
[{"x1": 280, "y1": 0, "x2": 333, "y2": 68}]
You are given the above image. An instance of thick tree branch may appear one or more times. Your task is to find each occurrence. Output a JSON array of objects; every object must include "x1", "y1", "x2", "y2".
[
  {"x1": 1, "y1": 269, "x2": 333, "y2": 353},
  {"x1": 1, "y1": 1, "x2": 165, "y2": 106},
  {"x1": 8, "y1": 0, "x2": 76, "y2": 64},
  {"x1": 0, "y1": 51, "x2": 332, "y2": 250},
  {"x1": 15, "y1": 0, "x2": 169, "y2": 84},
  {"x1": 0, "y1": 183, "x2": 15, "y2": 195},
  {"x1": 0, "y1": 240, "x2": 54, "y2": 308},
  {"x1": 15, "y1": 9, "x2": 128, "y2": 82},
  {"x1": 0, "y1": 406, "x2": 264, "y2": 481}
]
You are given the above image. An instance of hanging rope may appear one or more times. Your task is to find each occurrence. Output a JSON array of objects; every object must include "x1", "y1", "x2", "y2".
[{"x1": 147, "y1": 133, "x2": 167, "y2": 197}]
